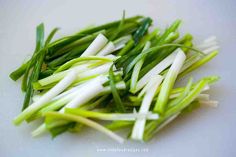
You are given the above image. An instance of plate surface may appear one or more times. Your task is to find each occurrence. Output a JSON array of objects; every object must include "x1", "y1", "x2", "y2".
[{"x1": 0, "y1": 0, "x2": 235, "y2": 156}]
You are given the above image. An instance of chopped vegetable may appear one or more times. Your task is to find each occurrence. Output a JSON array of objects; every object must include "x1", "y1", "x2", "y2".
[{"x1": 11, "y1": 14, "x2": 219, "y2": 143}]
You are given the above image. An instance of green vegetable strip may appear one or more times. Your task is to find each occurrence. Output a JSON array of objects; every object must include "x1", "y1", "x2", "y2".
[
  {"x1": 45, "y1": 28, "x2": 60, "y2": 46},
  {"x1": 167, "y1": 78, "x2": 193, "y2": 108},
  {"x1": 117, "y1": 29, "x2": 158, "y2": 68},
  {"x1": 21, "y1": 24, "x2": 45, "y2": 110},
  {"x1": 117, "y1": 39, "x2": 134, "y2": 56},
  {"x1": 133, "y1": 17, "x2": 152, "y2": 44},
  {"x1": 110, "y1": 11, "x2": 126, "y2": 40},
  {"x1": 156, "y1": 19, "x2": 181, "y2": 45},
  {"x1": 109, "y1": 65, "x2": 126, "y2": 112},
  {"x1": 9, "y1": 63, "x2": 28, "y2": 81},
  {"x1": 179, "y1": 51, "x2": 218, "y2": 77},
  {"x1": 65, "y1": 108, "x2": 112, "y2": 119},
  {"x1": 21, "y1": 24, "x2": 45, "y2": 92},
  {"x1": 47, "y1": 43, "x2": 90, "y2": 68},
  {"x1": 105, "y1": 121, "x2": 133, "y2": 131},
  {"x1": 22, "y1": 50, "x2": 45, "y2": 110},
  {"x1": 81, "y1": 95, "x2": 109, "y2": 110},
  {"x1": 107, "y1": 22, "x2": 140, "y2": 39},
  {"x1": 164, "y1": 32, "x2": 180, "y2": 43},
  {"x1": 55, "y1": 56, "x2": 112, "y2": 73}
]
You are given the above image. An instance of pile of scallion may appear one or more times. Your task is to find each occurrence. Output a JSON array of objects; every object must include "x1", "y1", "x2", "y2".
[{"x1": 11, "y1": 13, "x2": 219, "y2": 143}]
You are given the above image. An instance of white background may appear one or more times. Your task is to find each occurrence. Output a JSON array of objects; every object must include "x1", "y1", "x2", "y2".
[{"x1": 0, "y1": 0, "x2": 235, "y2": 157}]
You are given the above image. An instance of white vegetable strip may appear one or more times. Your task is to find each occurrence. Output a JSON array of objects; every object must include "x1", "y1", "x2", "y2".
[
  {"x1": 33, "y1": 83, "x2": 84, "y2": 103},
  {"x1": 52, "y1": 85, "x2": 82, "y2": 101},
  {"x1": 13, "y1": 70, "x2": 77, "y2": 125},
  {"x1": 32, "y1": 95, "x2": 41, "y2": 102},
  {"x1": 196, "y1": 94, "x2": 210, "y2": 101},
  {"x1": 81, "y1": 33, "x2": 108, "y2": 56},
  {"x1": 34, "y1": 69, "x2": 123, "y2": 104},
  {"x1": 78, "y1": 63, "x2": 112, "y2": 78},
  {"x1": 199, "y1": 100, "x2": 218, "y2": 107},
  {"x1": 203, "y1": 45, "x2": 220, "y2": 54},
  {"x1": 131, "y1": 75, "x2": 162, "y2": 141},
  {"x1": 107, "y1": 112, "x2": 158, "y2": 120},
  {"x1": 113, "y1": 35, "x2": 132, "y2": 51},
  {"x1": 154, "y1": 49, "x2": 186, "y2": 113},
  {"x1": 35, "y1": 81, "x2": 126, "y2": 105},
  {"x1": 203, "y1": 36, "x2": 217, "y2": 43},
  {"x1": 197, "y1": 41, "x2": 218, "y2": 49},
  {"x1": 39, "y1": 64, "x2": 89, "y2": 86},
  {"x1": 136, "y1": 50, "x2": 179, "y2": 92},
  {"x1": 138, "y1": 75, "x2": 163, "y2": 98},
  {"x1": 97, "y1": 42, "x2": 115, "y2": 56},
  {"x1": 32, "y1": 124, "x2": 47, "y2": 137},
  {"x1": 101, "y1": 81, "x2": 126, "y2": 94},
  {"x1": 60, "y1": 76, "x2": 108, "y2": 112}
]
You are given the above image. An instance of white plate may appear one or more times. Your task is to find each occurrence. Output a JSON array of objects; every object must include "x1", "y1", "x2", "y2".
[{"x1": 0, "y1": 0, "x2": 235, "y2": 156}]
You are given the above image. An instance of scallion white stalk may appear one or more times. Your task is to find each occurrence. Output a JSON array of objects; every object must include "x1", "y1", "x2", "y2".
[
  {"x1": 199, "y1": 100, "x2": 218, "y2": 107},
  {"x1": 113, "y1": 35, "x2": 132, "y2": 51},
  {"x1": 60, "y1": 76, "x2": 108, "y2": 112},
  {"x1": 81, "y1": 33, "x2": 108, "y2": 56},
  {"x1": 135, "y1": 50, "x2": 179, "y2": 92},
  {"x1": 100, "y1": 81, "x2": 126, "y2": 94},
  {"x1": 38, "y1": 64, "x2": 89, "y2": 86},
  {"x1": 197, "y1": 94, "x2": 210, "y2": 101},
  {"x1": 203, "y1": 36, "x2": 217, "y2": 43},
  {"x1": 197, "y1": 41, "x2": 218, "y2": 49},
  {"x1": 131, "y1": 75, "x2": 162, "y2": 141},
  {"x1": 32, "y1": 76, "x2": 108, "y2": 136},
  {"x1": 13, "y1": 70, "x2": 77, "y2": 125},
  {"x1": 203, "y1": 45, "x2": 220, "y2": 54},
  {"x1": 78, "y1": 63, "x2": 112, "y2": 78},
  {"x1": 97, "y1": 42, "x2": 115, "y2": 56},
  {"x1": 138, "y1": 74, "x2": 163, "y2": 98}
]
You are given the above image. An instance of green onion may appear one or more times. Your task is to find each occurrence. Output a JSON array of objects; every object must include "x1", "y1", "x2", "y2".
[{"x1": 11, "y1": 15, "x2": 220, "y2": 143}]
